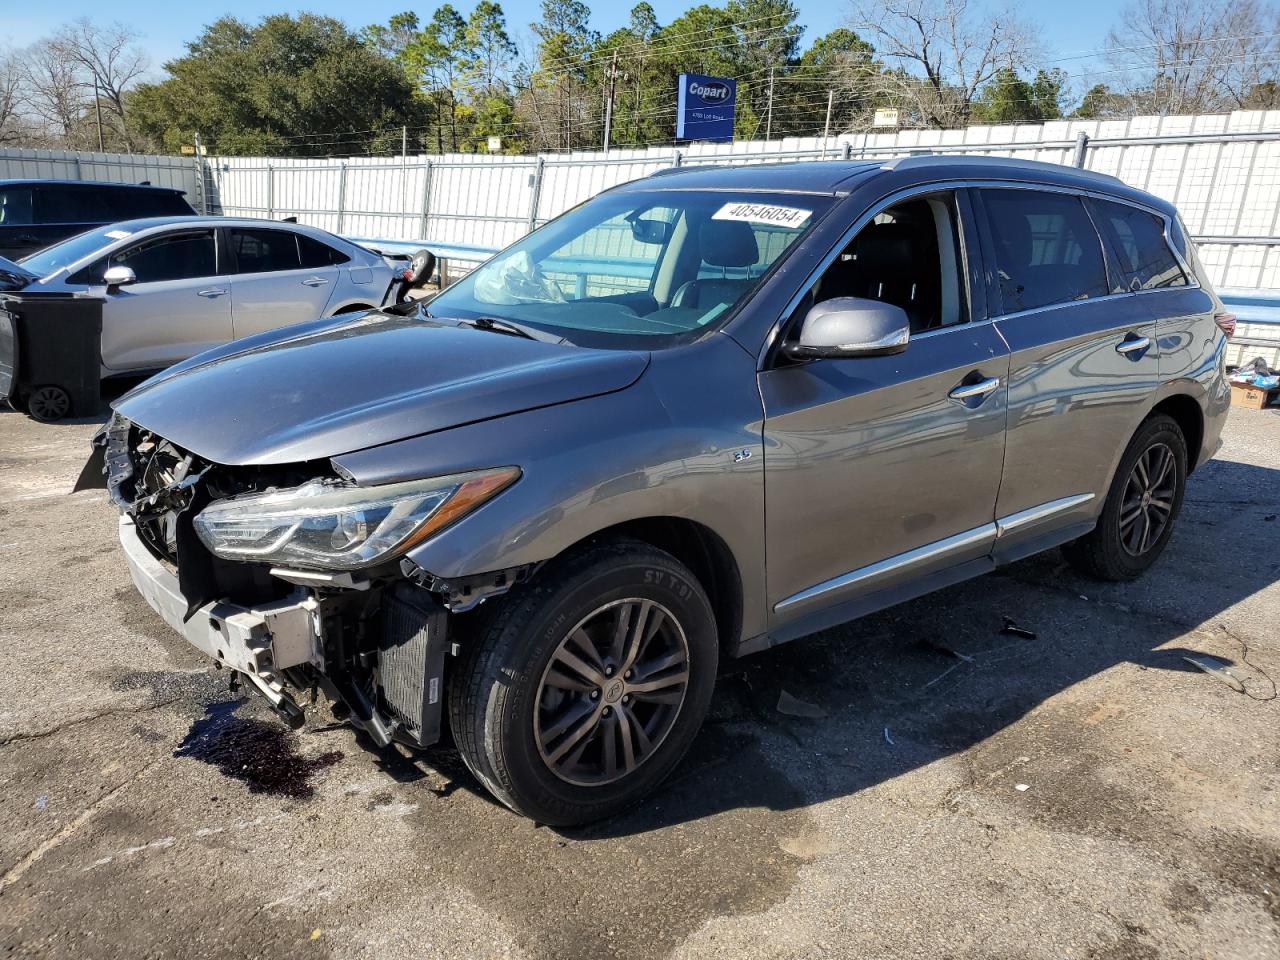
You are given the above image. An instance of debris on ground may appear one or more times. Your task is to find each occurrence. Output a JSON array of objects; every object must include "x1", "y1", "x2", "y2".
[
  {"x1": 883, "y1": 727, "x2": 895, "y2": 746},
  {"x1": 776, "y1": 689, "x2": 828, "y2": 719},
  {"x1": 920, "y1": 637, "x2": 975, "y2": 662},
  {"x1": 1181, "y1": 654, "x2": 1247, "y2": 693},
  {"x1": 1000, "y1": 616, "x2": 1038, "y2": 640},
  {"x1": 1015, "y1": 783, "x2": 1031, "y2": 792}
]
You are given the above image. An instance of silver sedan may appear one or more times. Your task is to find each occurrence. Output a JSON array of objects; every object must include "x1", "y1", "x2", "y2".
[{"x1": 17, "y1": 217, "x2": 397, "y2": 373}]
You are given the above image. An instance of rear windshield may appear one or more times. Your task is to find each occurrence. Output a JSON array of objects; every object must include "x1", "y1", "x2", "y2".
[{"x1": 428, "y1": 189, "x2": 834, "y2": 348}]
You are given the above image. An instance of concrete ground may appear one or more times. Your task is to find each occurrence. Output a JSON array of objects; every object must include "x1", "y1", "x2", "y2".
[{"x1": 0, "y1": 402, "x2": 1276, "y2": 960}]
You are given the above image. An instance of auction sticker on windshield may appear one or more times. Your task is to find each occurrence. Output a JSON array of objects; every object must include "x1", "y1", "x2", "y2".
[{"x1": 712, "y1": 202, "x2": 812, "y2": 229}]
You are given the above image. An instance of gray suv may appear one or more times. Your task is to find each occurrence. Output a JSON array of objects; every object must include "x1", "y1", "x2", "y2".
[{"x1": 85, "y1": 156, "x2": 1232, "y2": 824}]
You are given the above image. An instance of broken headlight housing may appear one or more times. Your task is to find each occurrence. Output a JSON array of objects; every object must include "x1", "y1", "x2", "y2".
[{"x1": 192, "y1": 468, "x2": 519, "y2": 570}]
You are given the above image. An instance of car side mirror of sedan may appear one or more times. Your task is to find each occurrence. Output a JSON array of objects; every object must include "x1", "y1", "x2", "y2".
[
  {"x1": 783, "y1": 297, "x2": 910, "y2": 360},
  {"x1": 103, "y1": 265, "x2": 137, "y2": 292}
]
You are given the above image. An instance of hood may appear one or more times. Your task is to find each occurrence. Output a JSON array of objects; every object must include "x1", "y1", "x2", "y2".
[
  {"x1": 114, "y1": 312, "x2": 649, "y2": 465},
  {"x1": 0, "y1": 256, "x2": 36, "y2": 291}
]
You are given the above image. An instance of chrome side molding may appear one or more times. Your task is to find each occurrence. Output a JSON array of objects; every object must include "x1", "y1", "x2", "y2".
[
  {"x1": 994, "y1": 493, "x2": 1095, "y2": 538},
  {"x1": 774, "y1": 492, "x2": 1096, "y2": 614}
]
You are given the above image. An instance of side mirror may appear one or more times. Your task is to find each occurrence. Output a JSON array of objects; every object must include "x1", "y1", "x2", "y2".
[
  {"x1": 784, "y1": 297, "x2": 910, "y2": 360},
  {"x1": 103, "y1": 265, "x2": 137, "y2": 292},
  {"x1": 629, "y1": 218, "x2": 671, "y2": 245}
]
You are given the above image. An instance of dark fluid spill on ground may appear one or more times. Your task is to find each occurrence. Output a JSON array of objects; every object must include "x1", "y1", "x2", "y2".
[{"x1": 175, "y1": 700, "x2": 342, "y2": 799}]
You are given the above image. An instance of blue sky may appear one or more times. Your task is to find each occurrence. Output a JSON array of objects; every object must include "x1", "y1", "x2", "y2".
[{"x1": 3, "y1": 0, "x2": 1119, "y2": 81}]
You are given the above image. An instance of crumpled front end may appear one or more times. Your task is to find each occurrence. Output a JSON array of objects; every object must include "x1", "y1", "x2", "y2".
[{"x1": 86, "y1": 414, "x2": 453, "y2": 748}]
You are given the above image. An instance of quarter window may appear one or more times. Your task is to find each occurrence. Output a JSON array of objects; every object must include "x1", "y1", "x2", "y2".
[
  {"x1": 1092, "y1": 199, "x2": 1187, "y2": 290},
  {"x1": 981, "y1": 189, "x2": 1109, "y2": 313},
  {"x1": 230, "y1": 229, "x2": 303, "y2": 274}
]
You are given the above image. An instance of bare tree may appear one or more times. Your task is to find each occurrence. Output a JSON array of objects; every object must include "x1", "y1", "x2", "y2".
[
  {"x1": 49, "y1": 18, "x2": 148, "y2": 149},
  {"x1": 1106, "y1": 0, "x2": 1280, "y2": 114},
  {"x1": 0, "y1": 50, "x2": 24, "y2": 144},
  {"x1": 20, "y1": 41, "x2": 89, "y2": 146},
  {"x1": 846, "y1": 0, "x2": 1040, "y2": 128}
]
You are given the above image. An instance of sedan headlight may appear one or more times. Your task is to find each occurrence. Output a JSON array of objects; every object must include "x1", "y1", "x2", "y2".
[{"x1": 193, "y1": 467, "x2": 519, "y2": 570}]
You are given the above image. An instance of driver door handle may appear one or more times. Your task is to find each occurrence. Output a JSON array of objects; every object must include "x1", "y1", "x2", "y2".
[
  {"x1": 1115, "y1": 335, "x2": 1151, "y2": 355},
  {"x1": 301, "y1": 276, "x2": 330, "y2": 287},
  {"x1": 948, "y1": 376, "x2": 1002, "y2": 402},
  {"x1": 197, "y1": 287, "x2": 227, "y2": 298}
]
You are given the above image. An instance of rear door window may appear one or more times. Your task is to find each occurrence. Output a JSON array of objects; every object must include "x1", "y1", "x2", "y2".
[
  {"x1": 980, "y1": 189, "x2": 1110, "y2": 313},
  {"x1": 34, "y1": 186, "x2": 112, "y2": 225},
  {"x1": 0, "y1": 187, "x2": 34, "y2": 226},
  {"x1": 229, "y1": 228, "x2": 303, "y2": 274},
  {"x1": 298, "y1": 234, "x2": 351, "y2": 267},
  {"x1": 1090, "y1": 199, "x2": 1187, "y2": 290},
  {"x1": 105, "y1": 230, "x2": 218, "y2": 284}
]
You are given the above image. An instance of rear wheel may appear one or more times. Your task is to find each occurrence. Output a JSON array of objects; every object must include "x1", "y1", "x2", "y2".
[
  {"x1": 448, "y1": 539, "x2": 718, "y2": 825},
  {"x1": 1063, "y1": 413, "x2": 1187, "y2": 581}
]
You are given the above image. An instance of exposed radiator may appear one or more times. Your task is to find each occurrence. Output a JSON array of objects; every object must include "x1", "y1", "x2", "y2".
[{"x1": 377, "y1": 584, "x2": 449, "y2": 747}]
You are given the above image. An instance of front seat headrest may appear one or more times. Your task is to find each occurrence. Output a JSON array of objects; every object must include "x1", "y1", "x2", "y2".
[
  {"x1": 851, "y1": 222, "x2": 916, "y2": 271},
  {"x1": 699, "y1": 220, "x2": 760, "y2": 267}
]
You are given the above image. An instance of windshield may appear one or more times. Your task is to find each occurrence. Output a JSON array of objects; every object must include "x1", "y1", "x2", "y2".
[
  {"x1": 428, "y1": 188, "x2": 833, "y2": 347},
  {"x1": 19, "y1": 225, "x2": 138, "y2": 278}
]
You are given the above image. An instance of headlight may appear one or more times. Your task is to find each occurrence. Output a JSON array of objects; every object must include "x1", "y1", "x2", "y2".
[{"x1": 193, "y1": 467, "x2": 519, "y2": 569}]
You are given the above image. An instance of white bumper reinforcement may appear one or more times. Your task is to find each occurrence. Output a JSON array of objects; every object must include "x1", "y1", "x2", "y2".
[{"x1": 118, "y1": 516, "x2": 323, "y2": 680}]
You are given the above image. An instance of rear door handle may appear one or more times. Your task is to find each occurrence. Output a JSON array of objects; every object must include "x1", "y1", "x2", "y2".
[
  {"x1": 301, "y1": 276, "x2": 330, "y2": 287},
  {"x1": 1115, "y1": 335, "x2": 1151, "y2": 356},
  {"x1": 948, "y1": 376, "x2": 1002, "y2": 402},
  {"x1": 197, "y1": 288, "x2": 227, "y2": 298}
]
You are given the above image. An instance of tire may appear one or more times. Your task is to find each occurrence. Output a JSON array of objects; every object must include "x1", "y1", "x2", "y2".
[
  {"x1": 447, "y1": 539, "x2": 718, "y2": 825},
  {"x1": 1063, "y1": 413, "x2": 1187, "y2": 581}
]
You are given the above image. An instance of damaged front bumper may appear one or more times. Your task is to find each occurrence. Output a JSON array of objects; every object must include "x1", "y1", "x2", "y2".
[
  {"x1": 118, "y1": 513, "x2": 451, "y2": 747},
  {"x1": 119, "y1": 514, "x2": 322, "y2": 726}
]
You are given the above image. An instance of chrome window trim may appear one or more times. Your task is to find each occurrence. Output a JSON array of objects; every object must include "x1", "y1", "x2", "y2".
[{"x1": 774, "y1": 491, "x2": 1098, "y2": 614}]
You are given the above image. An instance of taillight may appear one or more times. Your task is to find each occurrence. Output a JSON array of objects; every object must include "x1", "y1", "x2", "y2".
[{"x1": 1214, "y1": 312, "x2": 1237, "y2": 338}]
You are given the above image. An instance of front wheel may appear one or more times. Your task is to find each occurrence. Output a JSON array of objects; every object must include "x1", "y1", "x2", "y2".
[
  {"x1": 448, "y1": 540, "x2": 718, "y2": 825},
  {"x1": 1063, "y1": 413, "x2": 1187, "y2": 581}
]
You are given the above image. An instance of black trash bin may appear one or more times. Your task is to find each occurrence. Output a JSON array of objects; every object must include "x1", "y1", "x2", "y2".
[{"x1": 0, "y1": 292, "x2": 104, "y2": 422}]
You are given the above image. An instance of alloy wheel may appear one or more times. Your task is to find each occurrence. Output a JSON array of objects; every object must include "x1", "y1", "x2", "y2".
[
  {"x1": 1119, "y1": 441, "x2": 1177, "y2": 557},
  {"x1": 534, "y1": 598, "x2": 691, "y2": 786}
]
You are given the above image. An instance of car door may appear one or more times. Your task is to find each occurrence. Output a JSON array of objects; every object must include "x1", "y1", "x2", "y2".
[
  {"x1": 760, "y1": 189, "x2": 1010, "y2": 630},
  {"x1": 978, "y1": 186, "x2": 1160, "y2": 560},
  {"x1": 95, "y1": 228, "x2": 233, "y2": 372},
  {"x1": 225, "y1": 227, "x2": 339, "y2": 338}
]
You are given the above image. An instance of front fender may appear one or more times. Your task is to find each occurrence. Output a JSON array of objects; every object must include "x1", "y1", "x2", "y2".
[{"x1": 331, "y1": 336, "x2": 769, "y2": 640}]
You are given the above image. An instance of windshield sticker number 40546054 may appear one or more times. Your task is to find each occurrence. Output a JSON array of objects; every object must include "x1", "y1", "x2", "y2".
[{"x1": 712, "y1": 202, "x2": 812, "y2": 229}]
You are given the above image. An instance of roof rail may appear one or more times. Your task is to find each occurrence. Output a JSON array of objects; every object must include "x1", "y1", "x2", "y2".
[{"x1": 880, "y1": 153, "x2": 1122, "y2": 184}]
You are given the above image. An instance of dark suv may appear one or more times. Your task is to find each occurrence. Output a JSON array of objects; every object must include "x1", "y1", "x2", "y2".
[
  {"x1": 89, "y1": 156, "x2": 1232, "y2": 825},
  {"x1": 0, "y1": 180, "x2": 196, "y2": 259}
]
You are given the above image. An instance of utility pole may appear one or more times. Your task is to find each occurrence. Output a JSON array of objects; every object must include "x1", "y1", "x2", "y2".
[
  {"x1": 602, "y1": 48, "x2": 619, "y2": 155},
  {"x1": 765, "y1": 67, "x2": 775, "y2": 141},
  {"x1": 93, "y1": 75, "x2": 105, "y2": 152},
  {"x1": 820, "y1": 89, "x2": 834, "y2": 159}
]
